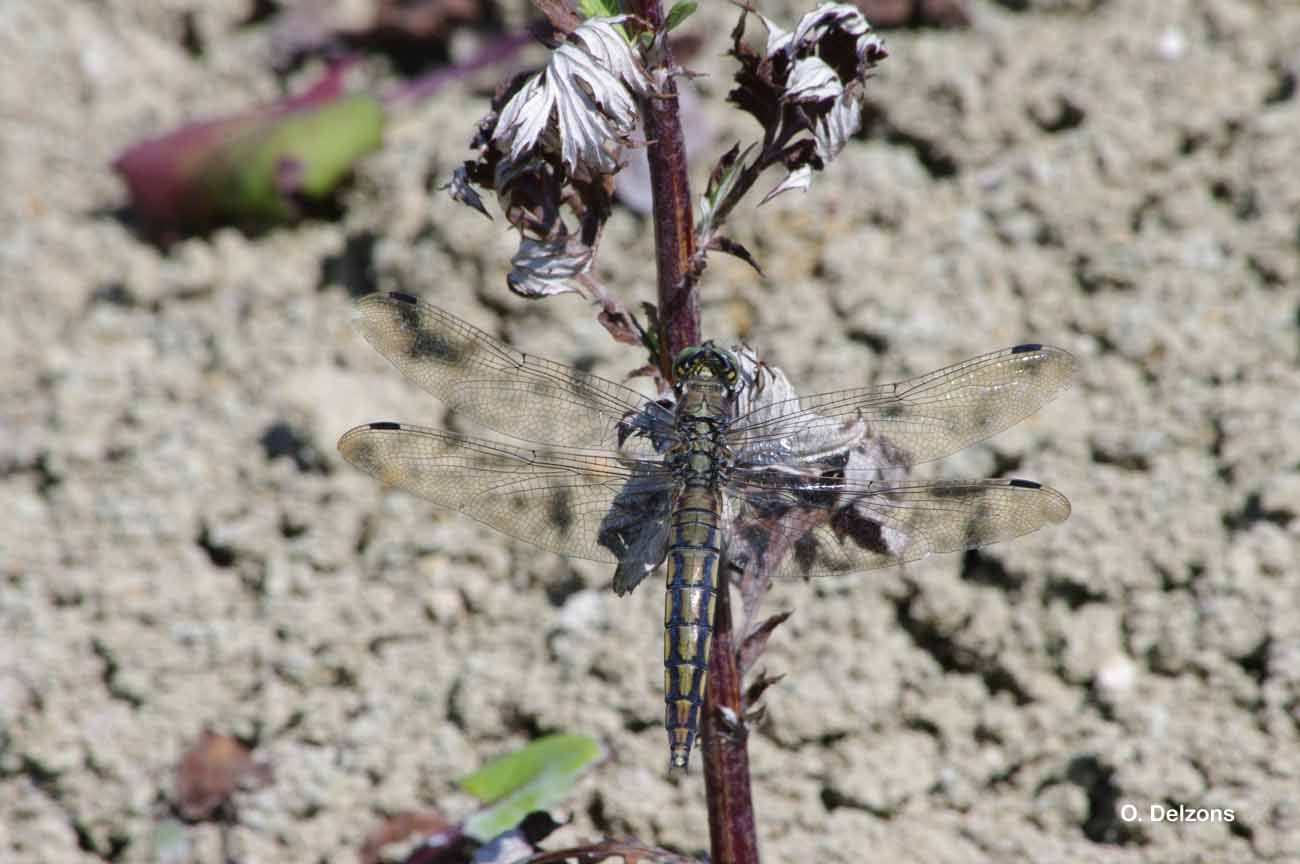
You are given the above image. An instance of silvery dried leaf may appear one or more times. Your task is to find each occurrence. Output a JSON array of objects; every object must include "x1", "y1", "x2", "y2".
[
  {"x1": 813, "y1": 92, "x2": 861, "y2": 162},
  {"x1": 506, "y1": 235, "x2": 594, "y2": 297},
  {"x1": 785, "y1": 56, "x2": 842, "y2": 103},
  {"x1": 731, "y1": 345, "x2": 798, "y2": 424},
  {"x1": 492, "y1": 17, "x2": 650, "y2": 178},
  {"x1": 762, "y1": 3, "x2": 887, "y2": 95},
  {"x1": 772, "y1": 3, "x2": 879, "y2": 65},
  {"x1": 719, "y1": 2, "x2": 886, "y2": 234},
  {"x1": 756, "y1": 11, "x2": 791, "y2": 57},
  {"x1": 759, "y1": 164, "x2": 812, "y2": 205}
]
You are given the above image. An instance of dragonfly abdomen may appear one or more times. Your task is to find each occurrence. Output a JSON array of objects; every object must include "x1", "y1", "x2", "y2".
[{"x1": 663, "y1": 484, "x2": 722, "y2": 770}]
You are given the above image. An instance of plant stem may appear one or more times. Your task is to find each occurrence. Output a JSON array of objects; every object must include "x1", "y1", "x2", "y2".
[
  {"x1": 632, "y1": 1, "x2": 699, "y2": 374},
  {"x1": 631, "y1": 2, "x2": 759, "y2": 862},
  {"x1": 702, "y1": 568, "x2": 759, "y2": 864}
]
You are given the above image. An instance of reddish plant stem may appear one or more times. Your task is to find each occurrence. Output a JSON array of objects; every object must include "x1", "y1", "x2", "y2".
[
  {"x1": 633, "y1": 2, "x2": 699, "y2": 374},
  {"x1": 631, "y1": 3, "x2": 759, "y2": 863},
  {"x1": 702, "y1": 568, "x2": 759, "y2": 864}
]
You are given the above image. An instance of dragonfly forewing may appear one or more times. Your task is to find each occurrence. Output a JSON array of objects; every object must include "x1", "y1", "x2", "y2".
[
  {"x1": 353, "y1": 292, "x2": 674, "y2": 454},
  {"x1": 338, "y1": 421, "x2": 674, "y2": 563},
  {"x1": 728, "y1": 344, "x2": 1076, "y2": 468}
]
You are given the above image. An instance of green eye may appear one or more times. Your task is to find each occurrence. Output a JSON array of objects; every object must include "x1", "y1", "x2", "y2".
[{"x1": 673, "y1": 345, "x2": 739, "y2": 387}]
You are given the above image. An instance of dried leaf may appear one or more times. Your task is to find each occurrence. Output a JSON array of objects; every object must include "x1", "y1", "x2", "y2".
[
  {"x1": 444, "y1": 165, "x2": 492, "y2": 219},
  {"x1": 812, "y1": 92, "x2": 862, "y2": 162},
  {"x1": 743, "y1": 670, "x2": 785, "y2": 711},
  {"x1": 785, "y1": 56, "x2": 842, "y2": 103},
  {"x1": 773, "y1": 4, "x2": 883, "y2": 68},
  {"x1": 493, "y1": 17, "x2": 650, "y2": 178},
  {"x1": 359, "y1": 810, "x2": 457, "y2": 864},
  {"x1": 739, "y1": 611, "x2": 792, "y2": 676},
  {"x1": 708, "y1": 236, "x2": 763, "y2": 275},
  {"x1": 454, "y1": 18, "x2": 649, "y2": 313},
  {"x1": 728, "y1": 2, "x2": 885, "y2": 176},
  {"x1": 596, "y1": 298, "x2": 645, "y2": 346},
  {"x1": 758, "y1": 164, "x2": 811, "y2": 205},
  {"x1": 174, "y1": 730, "x2": 273, "y2": 821},
  {"x1": 491, "y1": 155, "x2": 565, "y2": 238},
  {"x1": 506, "y1": 235, "x2": 594, "y2": 298},
  {"x1": 537, "y1": 0, "x2": 584, "y2": 35}
]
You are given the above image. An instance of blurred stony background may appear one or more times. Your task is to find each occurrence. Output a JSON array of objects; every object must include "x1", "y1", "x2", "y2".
[{"x1": 1, "y1": 0, "x2": 1297, "y2": 861}]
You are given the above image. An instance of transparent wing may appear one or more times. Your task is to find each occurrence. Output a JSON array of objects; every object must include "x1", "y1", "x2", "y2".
[
  {"x1": 724, "y1": 471, "x2": 1070, "y2": 580},
  {"x1": 729, "y1": 344, "x2": 1075, "y2": 467},
  {"x1": 339, "y1": 422, "x2": 675, "y2": 564},
  {"x1": 352, "y1": 292, "x2": 674, "y2": 453}
]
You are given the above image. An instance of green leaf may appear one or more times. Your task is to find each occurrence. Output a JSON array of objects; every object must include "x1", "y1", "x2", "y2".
[
  {"x1": 697, "y1": 142, "x2": 755, "y2": 236},
  {"x1": 205, "y1": 93, "x2": 385, "y2": 223},
  {"x1": 458, "y1": 734, "x2": 603, "y2": 843},
  {"x1": 665, "y1": 0, "x2": 697, "y2": 32},
  {"x1": 577, "y1": 0, "x2": 622, "y2": 18},
  {"x1": 576, "y1": 0, "x2": 629, "y2": 42}
]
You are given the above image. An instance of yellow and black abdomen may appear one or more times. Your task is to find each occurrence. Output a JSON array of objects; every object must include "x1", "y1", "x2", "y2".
[{"x1": 663, "y1": 483, "x2": 722, "y2": 770}]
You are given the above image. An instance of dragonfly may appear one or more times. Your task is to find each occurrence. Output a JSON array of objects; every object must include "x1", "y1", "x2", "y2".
[{"x1": 338, "y1": 291, "x2": 1074, "y2": 770}]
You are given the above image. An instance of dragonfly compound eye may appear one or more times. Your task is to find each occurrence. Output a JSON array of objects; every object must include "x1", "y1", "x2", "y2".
[{"x1": 674, "y1": 345, "x2": 741, "y2": 388}]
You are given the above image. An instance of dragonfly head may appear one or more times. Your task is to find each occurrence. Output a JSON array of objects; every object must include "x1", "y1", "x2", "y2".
[{"x1": 673, "y1": 343, "x2": 740, "y2": 391}]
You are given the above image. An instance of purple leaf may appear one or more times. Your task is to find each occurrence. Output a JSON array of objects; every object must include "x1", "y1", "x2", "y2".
[
  {"x1": 739, "y1": 611, "x2": 792, "y2": 677},
  {"x1": 708, "y1": 235, "x2": 764, "y2": 275}
]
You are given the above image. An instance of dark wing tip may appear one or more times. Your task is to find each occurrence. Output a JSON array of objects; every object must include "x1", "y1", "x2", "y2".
[
  {"x1": 1011, "y1": 343, "x2": 1044, "y2": 354},
  {"x1": 1008, "y1": 478, "x2": 1042, "y2": 489},
  {"x1": 387, "y1": 291, "x2": 419, "y2": 305},
  {"x1": 367, "y1": 421, "x2": 402, "y2": 431}
]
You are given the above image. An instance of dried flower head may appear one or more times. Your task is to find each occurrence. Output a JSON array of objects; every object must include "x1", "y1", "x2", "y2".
[
  {"x1": 451, "y1": 16, "x2": 652, "y2": 318},
  {"x1": 493, "y1": 17, "x2": 651, "y2": 178},
  {"x1": 728, "y1": 2, "x2": 887, "y2": 201}
]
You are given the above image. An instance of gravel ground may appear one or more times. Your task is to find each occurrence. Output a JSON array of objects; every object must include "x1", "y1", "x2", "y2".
[{"x1": 2, "y1": 1, "x2": 1298, "y2": 862}]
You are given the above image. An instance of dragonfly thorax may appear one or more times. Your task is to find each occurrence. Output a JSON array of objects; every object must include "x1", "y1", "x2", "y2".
[
  {"x1": 667, "y1": 416, "x2": 734, "y2": 482},
  {"x1": 670, "y1": 352, "x2": 737, "y2": 485}
]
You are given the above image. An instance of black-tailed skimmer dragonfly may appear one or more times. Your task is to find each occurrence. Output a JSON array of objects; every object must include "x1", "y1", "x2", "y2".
[{"x1": 338, "y1": 292, "x2": 1074, "y2": 770}]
